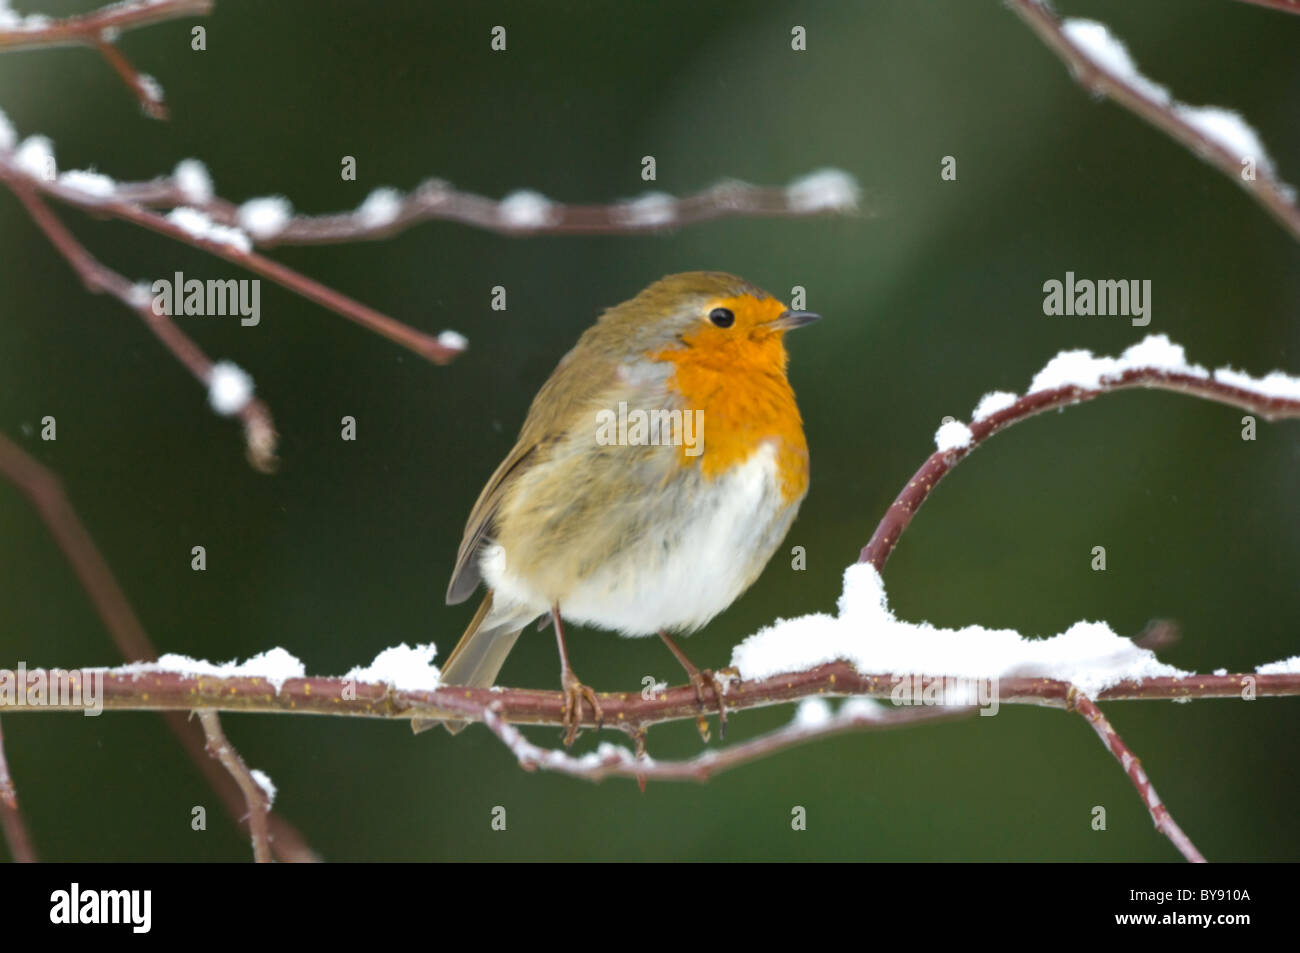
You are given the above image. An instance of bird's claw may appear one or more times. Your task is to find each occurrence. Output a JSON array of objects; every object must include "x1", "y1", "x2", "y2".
[
  {"x1": 560, "y1": 672, "x2": 603, "y2": 746},
  {"x1": 687, "y1": 669, "x2": 728, "y2": 743}
]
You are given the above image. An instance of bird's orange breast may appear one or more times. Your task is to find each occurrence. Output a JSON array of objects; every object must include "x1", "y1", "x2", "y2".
[{"x1": 648, "y1": 294, "x2": 810, "y2": 504}]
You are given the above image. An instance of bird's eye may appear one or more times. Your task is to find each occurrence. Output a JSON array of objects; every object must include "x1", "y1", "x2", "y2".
[{"x1": 708, "y1": 307, "x2": 735, "y2": 328}]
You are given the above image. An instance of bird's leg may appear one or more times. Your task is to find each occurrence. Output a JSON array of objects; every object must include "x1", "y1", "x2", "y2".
[
  {"x1": 658, "y1": 631, "x2": 727, "y2": 743},
  {"x1": 552, "y1": 604, "x2": 603, "y2": 746}
]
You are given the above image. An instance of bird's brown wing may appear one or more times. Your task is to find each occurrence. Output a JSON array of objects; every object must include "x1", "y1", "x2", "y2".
[
  {"x1": 445, "y1": 343, "x2": 619, "y2": 605},
  {"x1": 445, "y1": 441, "x2": 537, "y2": 604}
]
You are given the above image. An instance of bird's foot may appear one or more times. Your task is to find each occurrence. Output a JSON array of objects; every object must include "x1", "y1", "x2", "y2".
[
  {"x1": 686, "y1": 668, "x2": 728, "y2": 743},
  {"x1": 560, "y1": 669, "x2": 603, "y2": 746}
]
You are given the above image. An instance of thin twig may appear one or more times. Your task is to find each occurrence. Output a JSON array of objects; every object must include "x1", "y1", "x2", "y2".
[
  {"x1": 97, "y1": 173, "x2": 862, "y2": 243},
  {"x1": 0, "y1": 716, "x2": 37, "y2": 862},
  {"x1": 482, "y1": 701, "x2": 973, "y2": 782},
  {"x1": 0, "y1": 178, "x2": 279, "y2": 470},
  {"x1": 94, "y1": 39, "x2": 166, "y2": 119},
  {"x1": 1009, "y1": 0, "x2": 1300, "y2": 240},
  {"x1": 1068, "y1": 691, "x2": 1206, "y2": 862},
  {"x1": 0, "y1": 0, "x2": 212, "y2": 116},
  {"x1": 196, "y1": 711, "x2": 272, "y2": 863},
  {"x1": 1231, "y1": 0, "x2": 1300, "y2": 14}
]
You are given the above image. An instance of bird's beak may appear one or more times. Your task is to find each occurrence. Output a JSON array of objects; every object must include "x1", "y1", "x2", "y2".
[{"x1": 768, "y1": 309, "x2": 822, "y2": 331}]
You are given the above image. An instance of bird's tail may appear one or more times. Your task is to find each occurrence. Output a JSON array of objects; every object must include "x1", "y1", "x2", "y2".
[{"x1": 413, "y1": 590, "x2": 530, "y2": 735}]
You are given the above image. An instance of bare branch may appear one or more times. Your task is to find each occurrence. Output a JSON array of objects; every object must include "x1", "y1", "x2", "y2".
[
  {"x1": 1231, "y1": 0, "x2": 1300, "y2": 14},
  {"x1": 1069, "y1": 691, "x2": 1206, "y2": 863},
  {"x1": 0, "y1": 0, "x2": 212, "y2": 117},
  {"x1": 1009, "y1": 0, "x2": 1300, "y2": 240},
  {"x1": 196, "y1": 711, "x2": 272, "y2": 863}
]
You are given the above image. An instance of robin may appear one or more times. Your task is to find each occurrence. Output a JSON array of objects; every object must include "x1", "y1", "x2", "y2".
[{"x1": 429, "y1": 271, "x2": 819, "y2": 743}]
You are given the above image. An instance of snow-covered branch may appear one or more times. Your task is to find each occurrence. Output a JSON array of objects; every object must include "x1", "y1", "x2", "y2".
[
  {"x1": 0, "y1": 0, "x2": 211, "y2": 118},
  {"x1": 1009, "y1": 0, "x2": 1300, "y2": 240},
  {"x1": 114, "y1": 168, "x2": 862, "y2": 243},
  {"x1": 864, "y1": 334, "x2": 1300, "y2": 569},
  {"x1": 0, "y1": 127, "x2": 468, "y2": 365},
  {"x1": 6, "y1": 657, "x2": 1299, "y2": 722},
  {"x1": 9, "y1": 654, "x2": 1298, "y2": 861}
]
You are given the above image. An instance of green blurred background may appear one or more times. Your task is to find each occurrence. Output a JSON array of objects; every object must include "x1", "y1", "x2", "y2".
[{"x1": 1, "y1": 0, "x2": 1297, "y2": 861}]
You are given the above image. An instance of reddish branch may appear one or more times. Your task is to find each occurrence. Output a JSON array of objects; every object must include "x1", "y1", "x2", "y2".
[
  {"x1": 0, "y1": 147, "x2": 856, "y2": 378},
  {"x1": 480, "y1": 701, "x2": 974, "y2": 782},
  {"x1": 1231, "y1": 0, "x2": 1300, "y2": 14},
  {"x1": 197, "y1": 711, "x2": 272, "y2": 863},
  {"x1": 1069, "y1": 691, "x2": 1205, "y2": 863},
  {"x1": 1009, "y1": 0, "x2": 1300, "y2": 241},
  {"x1": 5, "y1": 665, "x2": 1296, "y2": 724},
  {"x1": 105, "y1": 174, "x2": 862, "y2": 243},
  {"x1": 862, "y1": 367, "x2": 1300, "y2": 570},
  {"x1": 0, "y1": 0, "x2": 211, "y2": 117}
]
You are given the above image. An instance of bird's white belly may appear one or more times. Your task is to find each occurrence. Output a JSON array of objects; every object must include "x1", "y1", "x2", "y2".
[{"x1": 481, "y1": 444, "x2": 791, "y2": 636}]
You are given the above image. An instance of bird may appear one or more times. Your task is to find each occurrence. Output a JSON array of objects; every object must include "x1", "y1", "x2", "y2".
[{"x1": 428, "y1": 271, "x2": 819, "y2": 743}]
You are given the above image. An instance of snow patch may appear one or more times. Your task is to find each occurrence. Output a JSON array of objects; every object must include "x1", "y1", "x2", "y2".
[
  {"x1": 344, "y1": 643, "x2": 441, "y2": 692},
  {"x1": 174, "y1": 159, "x2": 214, "y2": 204},
  {"x1": 208, "y1": 361, "x2": 254, "y2": 416},
  {"x1": 786, "y1": 168, "x2": 860, "y2": 212},
  {"x1": 732, "y1": 563, "x2": 1191, "y2": 699},
  {"x1": 237, "y1": 196, "x2": 293, "y2": 239},
  {"x1": 116, "y1": 647, "x2": 305, "y2": 694}
]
